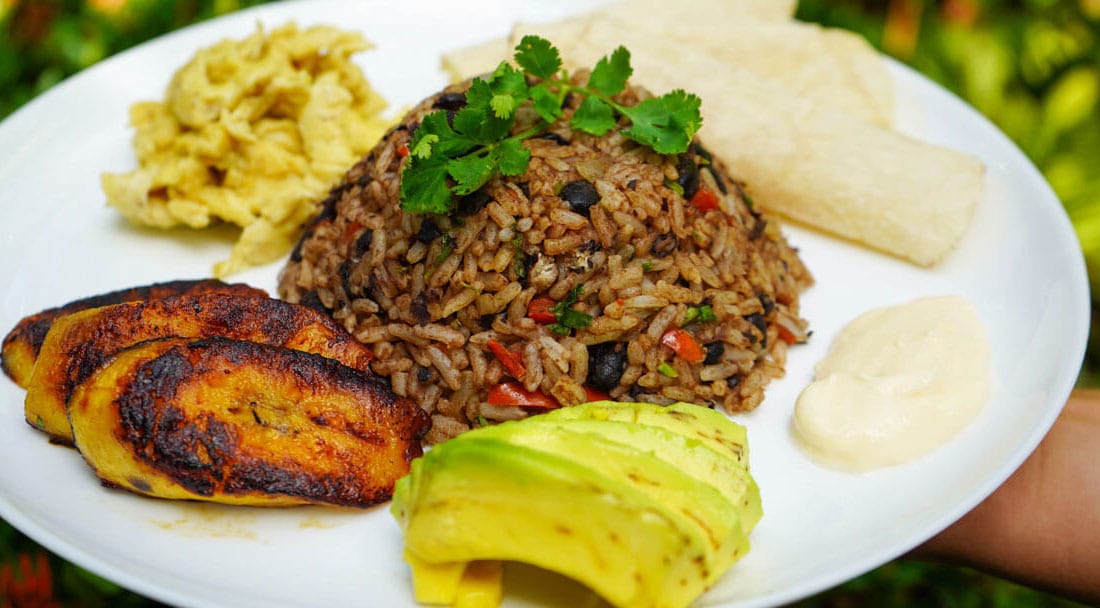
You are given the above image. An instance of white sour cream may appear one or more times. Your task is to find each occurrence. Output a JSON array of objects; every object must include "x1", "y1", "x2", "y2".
[{"x1": 793, "y1": 295, "x2": 990, "y2": 471}]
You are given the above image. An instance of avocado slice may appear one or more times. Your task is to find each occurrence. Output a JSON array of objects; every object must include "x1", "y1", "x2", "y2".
[
  {"x1": 521, "y1": 417, "x2": 761, "y2": 536},
  {"x1": 471, "y1": 417, "x2": 752, "y2": 586},
  {"x1": 392, "y1": 436, "x2": 714, "y2": 608},
  {"x1": 542, "y1": 400, "x2": 751, "y2": 466}
]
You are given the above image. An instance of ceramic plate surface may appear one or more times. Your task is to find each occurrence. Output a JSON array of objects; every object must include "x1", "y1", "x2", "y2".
[{"x1": 0, "y1": 1, "x2": 1088, "y2": 607}]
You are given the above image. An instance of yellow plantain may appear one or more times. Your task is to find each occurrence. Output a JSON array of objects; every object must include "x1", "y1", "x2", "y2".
[
  {"x1": 2, "y1": 279, "x2": 267, "y2": 387},
  {"x1": 25, "y1": 292, "x2": 373, "y2": 443},
  {"x1": 69, "y1": 337, "x2": 429, "y2": 507}
]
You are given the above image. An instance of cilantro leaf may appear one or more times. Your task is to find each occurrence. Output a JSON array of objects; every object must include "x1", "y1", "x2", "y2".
[
  {"x1": 400, "y1": 154, "x2": 453, "y2": 214},
  {"x1": 490, "y1": 94, "x2": 517, "y2": 119},
  {"x1": 514, "y1": 35, "x2": 561, "y2": 79},
  {"x1": 529, "y1": 83, "x2": 563, "y2": 123},
  {"x1": 587, "y1": 46, "x2": 631, "y2": 97},
  {"x1": 414, "y1": 111, "x2": 476, "y2": 157},
  {"x1": 409, "y1": 133, "x2": 438, "y2": 159},
  {"x1": 571, "y1": 96, "x2": 618, "y2": 136},
  {"x1": 489, "y1": 62, "x2": 529, "y2": 98},
  {"x1": 552, "y1": 308, "x2": 593, "y2": 335},
  {"x1": 488, "y1": 62, "x2": 529, "y2": 119},
  {"x1": 448, "y1": 151, "x2": 495, "y2": 196},
  {"x1": 620, "y1": 89, "x2": 703, "y2": 154},
  {"x1": 399, "y1": 36, "x2": 704, "y2": 215},
  {"x1": 550, "y1": 283, "x2": 593, "y2": 334},
  {"x1": 454, "y1": 79, "x2": 515, "y2": 142},
  {"x1": 461, "y1": 77, "x2": 495, "y2": 109},
  {"x1": 494, "y1": 138, "x2": 530, "y2": 176}
]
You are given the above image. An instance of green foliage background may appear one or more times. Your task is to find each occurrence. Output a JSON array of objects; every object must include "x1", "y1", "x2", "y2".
[{"x1": 0, "y1": 0, "x2": 1095, "y2": 606}]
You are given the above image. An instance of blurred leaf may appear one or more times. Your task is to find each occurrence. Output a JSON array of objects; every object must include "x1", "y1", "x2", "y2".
[{"x1": 1044, "y1": 65, "x2": 1099, "y2": 132}]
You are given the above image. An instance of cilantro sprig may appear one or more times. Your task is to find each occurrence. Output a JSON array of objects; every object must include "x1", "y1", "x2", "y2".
[
  {"x1": 550, "y1": 283, "x2": 593, "y2": 335},
  {"x1": 399, "y1": 35, "x2": 703, "y2": 214}
]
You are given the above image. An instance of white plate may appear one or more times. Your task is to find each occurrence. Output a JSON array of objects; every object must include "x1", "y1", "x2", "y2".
[{"x1": 0, "y1": 1, "x2": 1088, "y2": 607}]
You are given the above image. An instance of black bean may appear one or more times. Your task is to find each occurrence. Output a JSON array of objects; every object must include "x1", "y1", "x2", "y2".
[
  {"x1": 692, "y1": 143, "x2": 728, "y2": 194},
  {"x1": 748, "y1": 215, "x2": 767, "y2": 241},
  {"x1": 744, "y1": 312, "x2": 767, "y2": 336},
  {"x1": 298, "y1": 291, "x2": 328, "y2": 313},
  {"x1": 743, "y1": 313, "x2": 768, "y2": 347},
  {"x1": 758, "y1": 293, "x2": 775, "y2": 314},
  {"x1": 726, "y1": 375, "x2": 742, "y2": 390},
  {"x1": 651, "y1": 232, "x2": 678, "y2": 258},
  {"x1": 703, "y1": 341, "x2": 724, "y2": 365},
  {"x1": 411, "y1": 294, "x2": 430, "y2": 326},
  {"x1": 315, "y1": 191, "x2": 341, "y2": 223},
  {"x1": 478, "y1": 313, "x2": 498, "y2": 331},
  {"x1": 339, "y1": 259, "x2": 356, "y2": 297},
  {"x1": 416, "y1": 366, "x2": 432, "y2": 382},
  {"x1": 580, "y1": 240, "x2": 602, "y2": 254},
  {"x1": 457, "y1": 189, "x2": 492, "y2": 215},
  {"x1": 415, "y1": 219, "x2": 442, "y2": 244},
  {"x1": 367, "y1": 274, "x2": 381, "y2": 302},
  {"x1": 676, "y1": 154, "x2": 700, "y2": 199},
  {"x1": 433, "y1": 92, "x2": 467, "y2": 111},
  {"x1": 354, "y1": 229, "x2": 374, "y2": 257},
  {"x1": 559, "y1": 180, "x2": 600, "y2": 216},
  {"x1": 586, "y1": 342, "x2": 628, "y2": 392},
  {"x1": 288, "y1": 231, "x2": 309, "y2": 263},
  {"x1": 335, "y1": 180, "x2": 354, "y2": 197},
  {"x1": 539, "y1": 132, "x2": 570, "y2": 145}
]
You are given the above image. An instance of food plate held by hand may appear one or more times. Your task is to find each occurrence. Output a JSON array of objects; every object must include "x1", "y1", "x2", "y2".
[{"x1": 0, "y1": 1, "x2": 1087, "y2": 607}]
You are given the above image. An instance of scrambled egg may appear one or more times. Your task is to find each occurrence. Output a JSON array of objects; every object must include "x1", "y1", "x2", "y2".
[{"x1": 101, "y1": 22, "x2": 390, "y2": 277}]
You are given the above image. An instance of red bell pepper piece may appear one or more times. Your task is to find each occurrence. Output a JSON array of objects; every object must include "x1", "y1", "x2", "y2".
[
  {"x1": 689, "y1": 187, "x2": 720, "y2": 212},
  {"x1": 776, "y1": 324, "x2": 799, "y2": 345},
  {"x1": 487, "y1": 339, "x2": 527, "y2": 380},
  {"x1": 582, "y1": 386, "x2": 611, "y2": 402},
  {"x1": 660, "y1": 328, "x2": 706, "y2": 364},
  {"x1": 527, "y1": 297, "x2": 557, "y2": 324},
  {"x1": 486, "y1": 382, "x2": 559, "y2": 410}
]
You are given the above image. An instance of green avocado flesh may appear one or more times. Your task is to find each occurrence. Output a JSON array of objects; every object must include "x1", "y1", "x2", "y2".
[
  {"x1": 498, "y1": 417, "x2": 762, "y2": 536},
  {"x1": 542, "y1": 400, "x2": 751, "y2": 466},
  {"x1": 390, "y1": 401, "x2": 760, "y2": 608},
  {"x1": 471, "y1": 418, "x2": 752, "y2": 582}
]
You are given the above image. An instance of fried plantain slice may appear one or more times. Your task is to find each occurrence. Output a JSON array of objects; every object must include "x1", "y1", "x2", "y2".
[
  {"x1": 2, "y1": 279, "x2": 267, "y2": 387},
  {"x1": 25, "y1": 292, "x2": 374, "y2": 443},
  {"x1": 69, "y1": 337, "x2": 429, "y2": 507}
]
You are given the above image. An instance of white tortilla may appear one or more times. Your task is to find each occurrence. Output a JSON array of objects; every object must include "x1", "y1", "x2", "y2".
[
  {"x1": 516, "y1": 15, "x2": 984, "y2": 266},
  {"x1": 441, "y1": 0, "x2": 796, "y2": 83},
  {"x1": 513, "y1": 15, "x2": 894, "y2": 125},
  {"x1": 441, "y1": 37, "x2": 512, "y2": 83}
]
